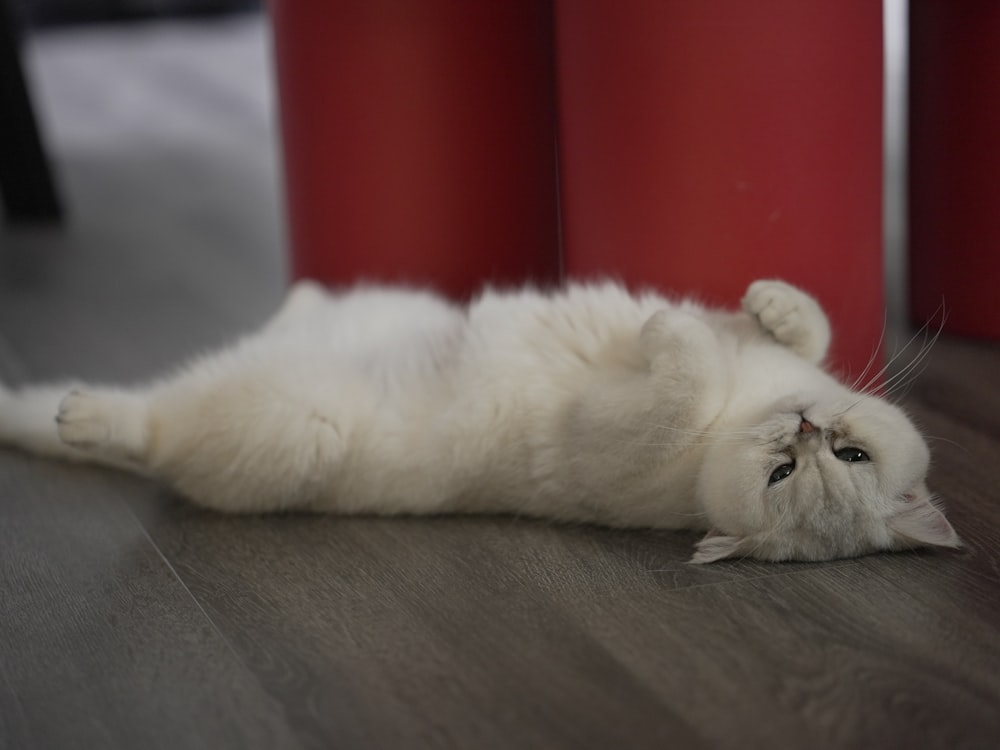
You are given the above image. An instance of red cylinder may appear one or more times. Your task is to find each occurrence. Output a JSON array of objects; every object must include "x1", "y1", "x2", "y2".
[
  {"x1": 909, "y1": 0, "x2": 1000, "y2": 338},
  {"x1": 554, "y1": 0, "x2": 884, "y2": 376},
  {"x1": 269, "y1": 0, "x2": 560, "y2": 298}
]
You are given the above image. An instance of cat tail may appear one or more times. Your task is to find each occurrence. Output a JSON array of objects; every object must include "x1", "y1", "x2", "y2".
[{"x1": 0, "y1": 381, "x2": 148, "y2": 476}]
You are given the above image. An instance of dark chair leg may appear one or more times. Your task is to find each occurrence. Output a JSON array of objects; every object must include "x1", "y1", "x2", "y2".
[{"x1": 0, "y1": 1, "x2": 62, "y2": 225}]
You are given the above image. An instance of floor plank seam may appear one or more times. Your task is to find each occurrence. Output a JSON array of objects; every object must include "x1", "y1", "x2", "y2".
[{"x1": 122, "y1": 500, "x2": 255, "y2": 669}]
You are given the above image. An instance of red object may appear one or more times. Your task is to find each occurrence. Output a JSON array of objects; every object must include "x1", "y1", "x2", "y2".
[
  {"x1": 909, "y1": 0, "x2": 1000, "y2": 338},
  {"x1": 269, "y1": 0, "x2": 560, "y2": 299},
  {"x1": 553, "y1": 0, "x2": 885, "y2": 377}
]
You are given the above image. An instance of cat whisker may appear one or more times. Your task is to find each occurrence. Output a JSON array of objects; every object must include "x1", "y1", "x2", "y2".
[
  {"x1": 876, "y1": 318, "x2": 944, "y2": 401},
  {"x1": 881, "y1": 357, "x2": 933, "y2": 404},
  {"x1": 857, "y1": 313, "x2": 939, "y2": 395},
  {"x1": 644, "y1": 423, "x2": 729, "y2": 435},
  {"x1": 622, "y1": 438, "x2": 747, "y2": 448},
  {"x1": 885, "y1": 326, "x2": 939, "y2": 389},
  {"x1": 858, "y1": 305, "x2": 945, "y2": 398},
  {"x1": 857, "y1": 338, "x2": 920, "y2": 397},
  {"x1": 644, "y1": 422, "x2": 757, "y2": 439},
  {"x1": 623, "y1": 441, "x2": 718, "y2": 447},
  {"x1": 740, "y1": 526, "x2": 779, "y2": 561},
  {"x1": 831, "y1": 397, "x2": 867, "y2": 419},
  {"x1": 844, "y1": 309, "x2": 888, "y2": 392},
  {"x1": 922, "y1": 434, "x2": 969, "y2": 453}
]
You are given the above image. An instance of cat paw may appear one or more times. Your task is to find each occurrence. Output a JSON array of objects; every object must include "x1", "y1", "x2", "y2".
[
  {"x1": 56, "y1": 390, "x2": 114, "y2": 450},
  {"x1": 640, "y1": 310, "x2": 724, "y2": 387},
  {"x1": 306, "y1": 410, "x2": 347, "y2": 463},
  {"x1": 57, "y1": 389, "x2": 149, "y2": 461},
  {"x1": 640, "y1": 310, "x2": 713, "y2": 361},
  {"x1": 742, "y1": 280, "x2": 831, "y2": 364}
]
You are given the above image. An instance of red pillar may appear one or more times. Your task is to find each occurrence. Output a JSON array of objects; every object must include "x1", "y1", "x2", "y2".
[
  {"x1": 269, "y1": 0, "x2": 560, "y2": 299},
  {"x1": 909, "y1": 0, "x2": 1000, "y2": 338},
  {"x1": 554, "y1": 0, "x2": 884, "y2": 376}
]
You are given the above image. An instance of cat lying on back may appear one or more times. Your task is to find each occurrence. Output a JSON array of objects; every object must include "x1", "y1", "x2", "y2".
[{"x1": 0, "y1": 279, "x2": 959, "y2": 563}]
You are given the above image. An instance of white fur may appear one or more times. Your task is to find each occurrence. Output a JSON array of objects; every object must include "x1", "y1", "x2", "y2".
[{"x1": 0, "y1": 279, "x2": 959, "y2": 562}]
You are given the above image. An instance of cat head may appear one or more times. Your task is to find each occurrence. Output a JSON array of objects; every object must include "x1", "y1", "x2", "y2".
[{"x1": 692, "y1": 392, "x2": 959, "y2": 563}]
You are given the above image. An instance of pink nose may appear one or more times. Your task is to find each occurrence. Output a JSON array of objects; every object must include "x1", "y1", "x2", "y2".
[{"x1": 800, "y1": 419, "x2": 816, "y2": 433}]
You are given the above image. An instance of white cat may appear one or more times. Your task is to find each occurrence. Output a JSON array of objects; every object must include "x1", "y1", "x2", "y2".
[{"x1": 0, "y1": 279, "x2": 959, "y2": 563}]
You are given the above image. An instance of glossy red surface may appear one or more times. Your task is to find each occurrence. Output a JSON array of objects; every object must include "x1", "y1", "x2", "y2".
[
  {"x1": 554, "y1": 0, "x2": 885, "y2": 375},
  {"x1": 270, "y1": 0, "x2": 561, "y2": 299}
]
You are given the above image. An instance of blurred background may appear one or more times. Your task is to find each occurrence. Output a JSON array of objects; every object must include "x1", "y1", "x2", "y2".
[
  {"x1": 0, "y1": 0, "x2": 922, "y2": 352},
  {"x1": 11, "y1": 0, "x2": 259, "y2": 26},
  {"x1": 0, "y1": 0, "x2": 285, "y2": 379}
]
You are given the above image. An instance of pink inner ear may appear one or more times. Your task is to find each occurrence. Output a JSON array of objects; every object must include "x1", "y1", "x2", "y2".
[{"x1": 888, "y1": 494, "x2": 961, "y2": 548}]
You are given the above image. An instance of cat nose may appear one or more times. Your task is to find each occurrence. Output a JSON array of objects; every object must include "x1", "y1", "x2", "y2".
[{"x1": 799, "y1": 418, "x2": 816, "y2": 434}]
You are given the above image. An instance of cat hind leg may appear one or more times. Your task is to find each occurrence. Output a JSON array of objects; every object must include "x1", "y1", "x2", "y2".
[
  {"x1": 0, "y1": 383, "x2": 148, "y2": 473},
  {"x1": 1, "y1": 371, "x2": 354, "y2": 515},
  {"x1": 145, "y1": 371, "x2": 353, "y2": 514}
]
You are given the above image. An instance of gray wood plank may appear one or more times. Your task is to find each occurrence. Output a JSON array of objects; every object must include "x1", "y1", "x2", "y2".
[
  {"x1": 124, "y1": 494, "x2": 1000, "y2": 750},
  {"x1": 125, "y1": 504, "x2": 709, "y2": 749},
  {"x1": 598, "y1": 565, "x2": 1000, "y2": 749},
  {"x1": 0, "y1": 456, "x2": 300, "y2": 750}
]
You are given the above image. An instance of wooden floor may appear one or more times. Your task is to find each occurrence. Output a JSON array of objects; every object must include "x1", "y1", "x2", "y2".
[{"x1": 2, "y1": 16, "x2": 999, "y2": 750}]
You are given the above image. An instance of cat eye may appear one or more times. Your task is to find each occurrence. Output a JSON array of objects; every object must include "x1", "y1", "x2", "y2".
[
  {"x1": 768, "y1": 461, "x2": 795, "y2": 486},
  {"x1": 834, "y1": 447, "x2": 870, "y2": 463}
]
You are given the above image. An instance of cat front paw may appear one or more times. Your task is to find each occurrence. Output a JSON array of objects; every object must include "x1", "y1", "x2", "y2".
[
  {"x1": 742, "y1": 280, "x2": 831, "y2": 364},
  {"x1": 56, "y1": 390, "x2": 113, "y2": 449},
  {"x1": 640, "y1": 309, "x2": 725, "y2": 388},
  {"x1": 640, "y1": 310, "x2": 713, "y2": 362}
]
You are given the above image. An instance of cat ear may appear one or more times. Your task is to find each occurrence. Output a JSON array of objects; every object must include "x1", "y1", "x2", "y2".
[
  {"x1": 689, "y1": 530, "x2": 746, "y2": 564},
  {"x1": 888, "y1": 489, "x2": 961, "y2": 549}
]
